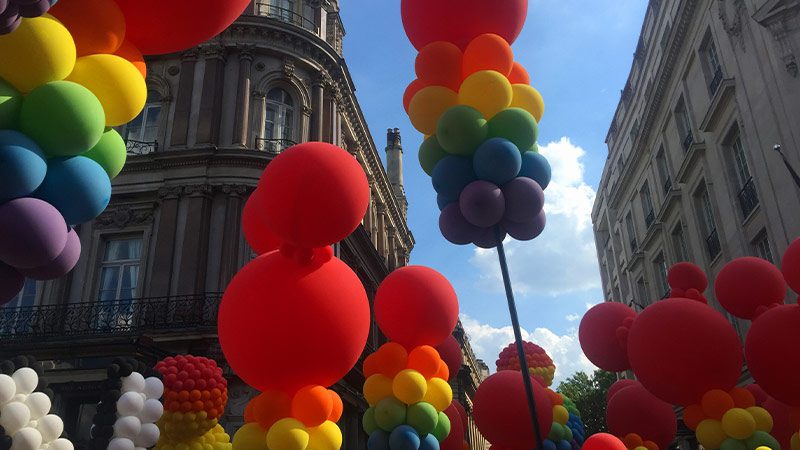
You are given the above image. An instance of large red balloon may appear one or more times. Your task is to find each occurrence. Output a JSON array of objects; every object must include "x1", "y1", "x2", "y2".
[
  {"x1": 745, "y1": 384, "x2": 769, "y2": 406},
  {"x1": 606, "y1": 382, "x2": 677, "y2": 449},
  {"x1": 401, "y1": 0, "x2": 528, "y2": 50},
  {"x1": 583, "y1": 433, "x2": 627, "y2": 450},
  {"x1": 435, "y1": 335, "x2": 463, "y2": 380},
  {"x1": 607, "y1": 379, "x2": 638, "y2": 402},
  {"x1": 374, "y1": 266, "x2": 459, "y2": 348},
  {"x1": 763, "y1": 397, "x2": 800, "y2": 450},
  {"x1": 715, "y1": 257, "x2": 786, "y2": 319},
  {"x1": 745, "y1": 304, "x2": 800, "y2": 405},
  {"x1": 218, "y1": 249, "x2": 370, "y2": 393},
  {"x1": 442, "y1": 401, "x2": 467, "y2": 450},
  {"x1": 473, "y1": 370, "x2": 553, "y2": 449},
  {"x1": 258, "y1": 142, "x2": 369, "y2": 249},
  {"x1": 114, "y1": 0, "x2": 251, "y2": 55},
  {"x1": 627, "y1": 298, "x2": 742, "y2": 406},
  {"x1": 579, "y1": 302, "x2": 636, "y2": 371},
  {"x1": 667, "y1": 262, "x2": 708, "y2": 292},
  {"x1": 242, "y1": 189, "x2": 281, "y2": 255},
  {"x1": 782, "y1": 238, "x2": 800, "y2": 294}
]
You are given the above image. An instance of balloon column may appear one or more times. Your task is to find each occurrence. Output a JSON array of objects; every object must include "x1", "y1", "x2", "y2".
[{"x1": 221, "y1": 142, "x2": 372, "y2": 450}]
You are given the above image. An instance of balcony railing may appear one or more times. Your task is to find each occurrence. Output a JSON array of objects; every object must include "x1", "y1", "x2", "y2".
[
  {"x1": 255, "y1": 138, "x2": 296, "y2": 155},
  {"x1": 705, "y1": 228, "x2": 721, "y2": 260},
  {"x1": 256, "y1": 4, "x2": 317, "y2": 34},
  {"x1": 645, "y1": 209, "x2": 656, "y2": 228},
  {"x1": 663, "y1": 177, "x2": 673, "y2": 195},
  {"x1": 126, "y1": 139, "x2": 158, "y2": 155},
  {"x1": 709, "y1": 66, "x2": 724, "y2": 94},
  {"x1": 0, "y1": 294, "x2": 221, "y2": 342},
  {"x1": 737, "y1": 177, "x2": 759, "y2": 219},
  {"x1": 682, "y1": 131, "x2": 694, "y2": 151}
]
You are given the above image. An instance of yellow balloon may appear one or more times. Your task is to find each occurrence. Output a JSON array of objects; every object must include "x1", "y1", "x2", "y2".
[
  {"x1": 553, "y1": 405, "x2": 570, "y2": 425},
  {"x1": 756, "y1": 447, "x2": 772, "y2": 450},
  {"x1": 266, "y1": 418, "x2": 309, "y2": 450},
  {"x1": 364, "y1": 374, "x2": 394, "y2": 406},
  {"x1": 458, "y1": 70, "x2": 513, "y2": 119},
  {"x1": 408, "y1": 86, "x2": 458, "y2": 135},
  {"x1": 423, "y1": 378, "x2": 453, "y2": 412},
  {"x1": 0, "y1": 15, "x2": 76, "y2": 93},
  {"x1": 746, "y1": 407, "x2": 773, "y2": 433},
  {"x1": 308, "y1": 421, "x2": 343, "y2": 450},
  {"x1": 510, "y1": 84, "x2": 545, "y2": 123},
  {"x1": 392, "y1": 369, "x2": 428, "y2": 405},
  {"x1": 66, "y1": 54, "x2": 147, "y2": 126},
  {"x1": 697, "y1": 419, "x2": 727, "y2": 450},
  {"x1": 232, "y1": 423, "x2": 268, "y2": 450},
  {"x1": 790, "y1": 432, "x2": 799, "y2": 450},
  {"x1": 722, "y1": 408, "x2": 756, "y2": 440}
]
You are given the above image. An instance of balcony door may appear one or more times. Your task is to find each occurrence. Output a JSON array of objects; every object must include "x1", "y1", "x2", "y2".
[
  {"x1": 124, "y1": 91, "x2": 162, "y2": 154},
  {"x1": 96, "y1": 238, "x2": 143, "y2": 329},
  {"x1": 0, "y1": 279, "x2": 38, "y2": 334},
  {"x1": 263, "y1": 88, "x2": 296, "y2": 153}
]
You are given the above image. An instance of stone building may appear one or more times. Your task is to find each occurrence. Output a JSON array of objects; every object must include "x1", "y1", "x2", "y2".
[{"x1": 0, "y1": 1, "x2": 487, "y2": 447}]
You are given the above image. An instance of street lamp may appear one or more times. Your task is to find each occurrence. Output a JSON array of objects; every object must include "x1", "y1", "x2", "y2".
[{"x1": 774, "y1": 144, "x2": 800, "y2": 189}]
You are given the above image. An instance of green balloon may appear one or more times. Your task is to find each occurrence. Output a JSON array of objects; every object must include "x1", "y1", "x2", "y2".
[
  {"x1": 375, "y1": 397, "x2": 407, "y2": 432},
  {"x1": 20, "y1": 81, "x2": 106, "y2": 158},
  {"x1": 363, "y1": 407, "x2": 379, "y2": 434},
  {"x1": 745, "y1": 431, "x2": 780, "y2": 450},
  {"x1": 432, "y1": 411, "x2": 451, "y2": 442},
  {"x1": 720, "y1": 438, "x2": 748, "y2": 450},
  {"x1": 436, "y1": 105, "x2": 488, "y2": 156},
  {"x1": 406, "y1": 402, "x2": 439, "y2": 437},
  {"x1": 549, "y1": 422, "x2": 565, "y2": 441},
  {"x1": 419, "y1": 135, "x2": 448, "y2": 177},
  {"x1": 83, "y1": 128, "x2": 127, "y2": 179},
  {"x1": 488, "y1": 107, "x2": 539, "y2": 153},
  {"x1": 564, "y1": 426, "x2": 574, "y2": 442},
  {"x1": 0, "y1": 77, "x2": 21, "y2": 129}
]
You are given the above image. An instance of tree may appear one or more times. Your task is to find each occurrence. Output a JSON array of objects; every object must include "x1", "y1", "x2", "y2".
[{"x1": 556, "y1": 369, "x2": 617, "y2": 436}]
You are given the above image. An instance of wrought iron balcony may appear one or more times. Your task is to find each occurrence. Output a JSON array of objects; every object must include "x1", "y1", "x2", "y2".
[
  {"x1": 737, "y1": 177, "x2": 759, "y2": 219},
  {"x1": 709, "y1": 66, "x2": 724, "y2": 94},
  {"x1": 682, "y1": 131, "x2": 694, "y2": 152},
  {"x1": 126, "y1": 139, "x2": 158, "y2": 155},
  {"x1": 645, "y1": 209, "x2": 656, "y2": 228},
  {"x1": 0, "y1": 294, "x2": 221, "y2": 342},
  {"x1": 255, "y1": 137, "x2": 296, "y2": 155},
  {"x1": 256, "y1": 4, "x2": 318, "y2": 34},
  {"x1": 705, "y1": 228, "x2": 721, "y2": 260}
]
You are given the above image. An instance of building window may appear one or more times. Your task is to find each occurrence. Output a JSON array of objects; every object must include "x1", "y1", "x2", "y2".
[
  {"x1": 261, "y1": 87, "x2": 296, "y2": 153},
  {"x1": 3, "y1": 279, "x2": 37, "y2": 309},
  {"x1": 654, "y1": 252, "x2": 670, "y2": 298},
  {"x1": 675, "y1": 100, "x2": 693, "y2": 151},
  {"x1": 636, "y1": 277, "x2": 649, "y2": 308},
  {"x1": 671, "y1": 222, "x2": 689, "y2": 263},
  {"x1": 752, "y1": 231, "x2": 774, "y2": 263},
  {"x1": 703, "y1": 37, "x2": 724, "y2": 94},
  {"x1": 641, "y1": 183, "x2": 655, "y2": 228},
  {"x1": 696, "y1": 183, "x2": 721, "y2": 260},
  {"x1": 727, "y1": 130, "x2": 759, "y2": 218},
  {"x1": 124, "y1": 91, "x2": 162, "y2": 154},
  {"x1": 656, "y1": 148, "x2": 672, "y2": 194},
  {"x1": 98, "y1": 238, "x2": 143, "y2": 302},
  {"x1": 626, "y1": 212, "x2": 638, "y2": 253}
]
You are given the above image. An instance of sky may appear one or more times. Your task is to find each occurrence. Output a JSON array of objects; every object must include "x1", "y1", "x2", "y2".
[{"x1": 340, "y1": 0, "x2": 649, "y2": 386}]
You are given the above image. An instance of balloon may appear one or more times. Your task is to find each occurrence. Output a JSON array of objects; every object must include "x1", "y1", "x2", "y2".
[
  {"x1": 140, "y1": 398, "x2": 164, "y2": 424},
  {"x1": 0, "y1": 197, "x2": 68, "y2": 269},
  {"x1": 266, "y1": 418, "x2": 309, "y2": 450},
  {"x1": 459, "y1": 180, "x2": 505, "y2": 228},
  {"x1": 403, "y1": 79, "x2": 426, "y2": 114},
  {"x1": 459, "y1": 71, "x2": 512, "y2": 119},
  {"x1": 697, "y1": 420, "x2": 727, "y2": 450},
  {"x1": 82, "y1": 128, "x2": 127, "y2": 179},
  {"x1": 363, "y1": 407, "x2": 379, "y2": 434},
  {"x1": 745, "y1": 431, "x2": 781, "y2": 450},
  {"x1": 420, "y1": 136, "x2": 449, "y2": 177},
  {"x1": 441, "y1": 403, "x2": 466, "y2": 450},
  {"x1": 18, "y1": 225, "x2": 79, "y2": 280},
  {"x1": 364, "y1": 375, "x2": 393, "y2": 406},
  {"x1": 114, "y1": 416, "x2": 142, "y2": 440},
  {"x1": 218, "y1": 251, "x2": 370, "y2": 393},
  {"x1": 393, "y1": 369, "x2": 428, "y2": 405},
  {"x1": 376, "y1": 342, "x2": 409, "y2": 378},
  {"x1": 0, "y1": 373, "x2": 15, "y2": 404},
  {"x1": 502, "y1": 177, "x2": 544, "y2": 223},
  {"x1": 375, "y1": 397, "x2": 407, "y2": 432},
  {"x1": 0, "y1": 130, "x2": 47, "y2": 205},
  {"x1": 628, "y1": 298, "x2": 742, "y2": 406},
  {"x1": 745, "y1": 304, "x2": 800, "y2": 405},
  {"x1": 502, "y1": 210, "x2": 546, "y2": 241},
  {"x1": 439, "y1": 204, "x2": 481, "y2": 245},
  {"x1": 667, "y1": 262, "x2": 708, "y2": 293},
  {"x1": 715, "y1": 257, "x2": 786, "y2": 319},
  {"x1": 420, "y1": 434, "x2": 442, "y2": 450},
  {"x1": 438, "y1": 194, "x2": 456, "y2": 211},
  {"x1": 307, "y1": 421, "x2": 342, "y2": 450},
  {"x1": 114, "y1": 0, "x2": 251, "y2": 55},
  {"x1": 117, "y1": 391, "x2": 144, "y2": 416},
  {"x1": 0, "y1": 76, "x2": 21, "y2": 128},
  {"x1": 374, "y1": 266, "x2": 459, "y2": 349},
  {"x1": 763, "y1": 397, "x2": 799, "y2": 450},
  {"x1": 49, "y1": 0, "x2": 125, "y2": 55},
  {"x1": 292, "y1": 385, "x2": 333, "y2": 427},
  {"x1": 241, "y1": 189, "x2": 282, "y2": 255},
  {"x1": 583, "y1": 434, "x2": 627, "y2": 450},
  {"x1": 143, "y1": 377, "x2": 164, "y2": 400},
  {"x1": 34, "y1": 156, "x2": 111, "y2": 225},
  {"x1": 423, "y1": 378, "x2": 453, "y2": 412},
  {"x1": 408, "y1": 346, "x2": 442, "y2": 379},
  {"x1": 579, "y1": 302, "x2": 636, "y2": 371},
  {"x1": 434, "y1": 335, "x2": 462, "y2": 381},
  {"x1": 510, "y1": 84, "x2": 545, "y2": 122},
  {"x1": 368, "y1": 430, "x2": 391, "y2": 450},
  {"x1": 407, "y1": 402, "x2": 439, "y2": 436},
  {"x1": 746, "y1": 384, "x2": 769, "y2": 406},
  {"x1": 606, "y1": 382, "x2": 677, "y2": 450},
  {"x1": 37, "y1": 414, "x2": 64, "y2": 443},
  {"x1": 409, "y1": 86, "x2": 459, "y2": 135},
  {"x1": 782, "y1": 238, "x2": 800, "y2": 293},
  {"x1": 401, "y1": 0, "x2": 528, "y2": 50},
  {"x1": 472, "y1": 226, "x2": 506, "y2": 249},
  {"x1": 66, "y1": 54, "x2": 147, "y2": 126},
  {"x1": 508, "y1": 62, "x2": 531, "y2": 84},
  {"x1": 554, "y1": 406, "x2": 569, "y2": 424},
  {"x1": 607, "y1": 379, "x2": 637, "y2": 402},
  {"x1": 473, "y1": 371, "x2": 554, "y2": 449},
  {"x1": 746, "y1": 407, "x2": 773, "y2": 433},
  {"x1": 703, "y1": 390, "x2": 736, "y2": 420},
  {"x1": 436, "y1": 105, "x2": 489, "y2": 157},
  {"x1": 416, "y1": 41, "x2": 463, "y2": 91},
  {"x1": 24, "y1": 391, "x2": 51, "y2": 420},
  {"x1": 257, "y1": 142, "x2": 369, "y2": 248},
  {"x1": 432, "y1": 412, "x2": 451, "y2": 441},
  {"x1": 19, "y1": 81, "x2": 105, "y2": 157},
  {"x1": 473, "y1": 138, "x2": 522, "y2": 186},
  {"x1": 114, "y1": 40, "x2": 147, "y2": 78},
  {"x1": 49, "y1": 439, "x2": 74, "y2": 450},
  {"x1": 520, "y1": 151, "x2": 552, "y2": 190},
  {"x1": 0, "y1": 401, "x2": 30, "y2": 435},
  {"x1": 462, "y1": 33, "x2": 514, "y2": 78},
  {"x1": 0, "y1": 15, "x2": 75, "y2": 93},
  {"x1": 10, "y1": 427, "x2": 42, "y2": 450},
  {"x1": 431, "y1": 156, "x2": 477, "y2": 202},
  {"x1": 232, "y1": 423, "x2": 268, "y2": 450},
  {"x1": 251, "y1": 390, "x2": 292, "y2": 429},
  {"x1": 390, "y1": 425, "x2": 421, "y2": 450},
  {"x1": 488, "y1": 108, "x2": 539, "y2": 154}
]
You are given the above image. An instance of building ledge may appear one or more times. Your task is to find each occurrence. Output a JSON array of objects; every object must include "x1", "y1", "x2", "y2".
[
  {"x1": 626, "y1": 250, "x2": 645, "y2": 271},
  {"x1": 640, "y1": 222, "x2": 664, "y2": 251},
  {"x1": 656, "y1": 186, "x2": 683, "y2": 223},
  {"x1": 675, "y1": 142, "x2": 707, "y2": 184},
  {"x1": 699, "y1": 78, "x2": 736, "y2": 133}
]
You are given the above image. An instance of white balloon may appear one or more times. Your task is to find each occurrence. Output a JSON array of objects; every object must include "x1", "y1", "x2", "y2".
[
  {"x1": 121, "y1": 372, "x2": 145, "y2": 394},
  {"x1": 142, "y1": 378, "x2": 164, "y2": 400},
  {"x1": 36, "y1": 415, "x2": 64, "y2": 443},
  {"x1": 107, "y1": 438, "x2": 135, "y2": 450},
  {"x1": 11, "y1": 368, "x2": 38, "y2": 395},
  {"x1": 48, "y1": 439, "x2": 74, "y2": 450},
  {"x1": 0, "y1": 374, "x2": 15, "y2": 405},
  {"x1": 12, "y1": 393, "x2": 28, "y2": 403},
  {"x1": 0, "y1": 401, "x2": 31, "y2": 435},
  {"x1": 10, "y1": 427, "x2": 42, "y2": 450},
  {"x1": 24, "y1": 392, "x2": 51, "y2": 420},
  {"x1": 138, "y1": 399, "x2": 163, "y2": 424},
  {"x1": 112, "y1": 416, "x2": 141, "y2": 440},
  {"x1": 116, "y1": 392, "x2": 144, "y2": 416},
  {"x1": 133, "y1": 423, "x2": 160, "y2": 449}
]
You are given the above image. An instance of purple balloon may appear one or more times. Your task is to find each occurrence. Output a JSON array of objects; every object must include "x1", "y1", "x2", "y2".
[
  {"x1": 439, "y1": 204, "x2": 481, "y2": 245},
  {"x1": 473, "y1": 226, "x2": 506, "y2": 249},
  {"x1": 18, "y1": 0, "x2": 50, "y2": 18},
  {"x1": 20, "y1": 227, "x2": 81, "y2": 280},
  {"x1": 459, "y1": 180, "x2": 505, "y2": 228},
  {"x1": 0, "y1": 262, "x2": 23, "y2": 305},
  {"x1": 0, "y1": 197, "x2": 68, "y2": 269},
  {"x1": 502, "y1": 177, "x2": 545, "y2": 223},
  {"x1": 503, "y1": 210, "x2": 547, "y2": 241}
]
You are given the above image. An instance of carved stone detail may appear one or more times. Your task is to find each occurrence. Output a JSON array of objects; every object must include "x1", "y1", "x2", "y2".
[
  {"x1": 282, "y1": 57, "x2": 295, "y2": 78},
  {"x1": 753, "y1": 0, "x2": 800, "y2": 77},
  {"x1": 95, "y1": 206, "x2": 155, "y2": 229},
  {"x1": 719, "y1": 0, "x2": 747, "y2": 50}
]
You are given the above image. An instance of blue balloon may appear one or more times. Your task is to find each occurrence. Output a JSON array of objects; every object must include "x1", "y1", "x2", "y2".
[
  {"x1": 34, "y1": 156, "x2": 111, "y2": 225},
  {"x1": 520, "y1": 151, "x2": 552, "y2": 190},
  {"x1": 368, "y1": 430, "x2": 391, "y2": 450},
  {"x1": 419, "y1": 434, "x2": 440, "y2": 450},
  {"x1": 0, "y1": 130, "x2": 47, "y2": 203},
  {"x1": 437, "y1": 194, "x2": 454, "y2": 211},
  {"x1": 431, "y1": 156, "x2": 476, "y2": 201},
  {"x1": 544, "y1": 439, "x2": 558, "y2": 450},
  {"x1": 473, "y1": 138, "x2": 522, "y2": 185},
  {"x1": 389, "y1": 425, "x2": 421, "y2": 450},
  {"x1": 558, "y1": 440, "x2": 573, "y2": 450}
]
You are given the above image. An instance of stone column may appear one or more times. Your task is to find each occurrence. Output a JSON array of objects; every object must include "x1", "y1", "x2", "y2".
[
  {"x1": 311, "y1": 72, "x2": 328, "y2": 141},
  {"x1": 176, "y1": 185, "x2": 213, "y2": 295},
  {"x1": 150, "y1": 187, "x2": 183, "y2": 296},
  {"x1": 252, "y1": 91, "x2": 266, "y2": 149},
  {"x1": 218, "y1": 186, "x2": 248, "y2": 288},
  {"x1": 233, "y1": 47, "x2": 254, "y2": 147},
  {"x1": 376, "y1": 204, "x2": 387, "y2": 258},
  {"x1": 170, "y1": 49, "x2": 199, "y2": 147},
  {"x1": 196, "y1": 45, "x2": 227, "y2": 145}
]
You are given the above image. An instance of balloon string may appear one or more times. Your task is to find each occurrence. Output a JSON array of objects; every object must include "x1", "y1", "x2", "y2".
[{"x1": 495, "y1": 226, "x2": 545, "y2": 450}]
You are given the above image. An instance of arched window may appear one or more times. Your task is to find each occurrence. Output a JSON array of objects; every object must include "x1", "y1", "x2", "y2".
[
  {"x1": 125, "y1": 90, "x2": 163, "y2": 153},
  {"x1": 265, "y1": 87, "x2": 296, "y2": 145}
]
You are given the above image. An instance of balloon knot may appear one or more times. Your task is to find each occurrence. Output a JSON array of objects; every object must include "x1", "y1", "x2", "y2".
[{"x1": 279, "y1": 243, "x2": 334, "y2": 266}]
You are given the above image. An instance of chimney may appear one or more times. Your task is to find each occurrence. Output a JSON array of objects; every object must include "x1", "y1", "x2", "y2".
[{"x1": 385, "y1": 128, "x2": 408, "y2": 218}]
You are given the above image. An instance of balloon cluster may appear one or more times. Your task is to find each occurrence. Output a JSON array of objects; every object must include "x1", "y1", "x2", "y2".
[
  {"x1": 0, "y1": 0, "x2": 56, "y2": 34},
  {"x1": 152, "y1": 356, "x2": 230, "y2": 450},
  {"x1": 561, "y1": 397, "x2": 586, "y2": 448},
  {"x1": 496, "y1": 342, "x2": 555, "y2": 388},
  {"x1": 220, "y1": 142, "x2": 373, "y2": 450},
  {"x1": 401, "y1": 0, "x2": 550, "y2": 248},
  {"x1": 0, "y1": 356, "x2": 72, "y2": 450},
  {"x1": 605, "y1": 380, "x2": 676, "y2": 450}
]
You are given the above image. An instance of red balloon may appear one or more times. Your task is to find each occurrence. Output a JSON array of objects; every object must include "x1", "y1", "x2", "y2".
[
  {"x1": 745, "y1": 304, "x2": 800, "y2": 405},
  {"x1": 258, "y1": 142, "x2": 369, "y2": 248},
  {"x1": 403, "y1": 79, "x2": 426, "y2": 114},
  {"x1": 606, "y1": 382, "x2": 677, "y2": 449},
  {"x1": 745, "y1": 384, "x2": 769, "y2": 406},
  {"x1": 579, "y1": 302, "x2": 636, "y2": 371},
  {"x1": 374, "y1": 266, "x2": 459, "y2": 348},
  {"x1": 508, "y1": 62, "x2": 531, "y2": 85},
  {"x1": 607, "y1": 379, "x2": 638, "y2": 402},
  {"x1": 763, "y1": 397, "x2": 800, "y2": 450},
  {"x1": 667, "y1": 262, "x2": 708, "y2": 292},
  {"x1": 627, "y1": 298, "x2": 742, "y2": 406},
  {"x1": 442, "y1": 402, "x2": 467, "y2": 450},
  {"x1": 782, "y1": 238, "x2": 800, "y2": 294},
  {"x1": 452, "y1": 400, "x2": 469, "y2": 431},
  {"x1": 218, "y1": 249, "x2": 370, "y2": 393},
  {"x1": 114, "y1": 0, "x2": 251, "y2": 55},
  {"x1": 416, "y1": 41, "x2": 463, "y2": 91},
  {"x1": 715, "y1": 257, "x2": 786, "y2": 319},
  {"x1": 473, "y1": 371, "x2": 553, "y2": 449},
  {"x1": 435, "y1": 335, "x2": 463, "y2": 381},
  {"x1": 583, "y1": 434, "x2": 628, "y2": 450},
  {"x1": 242, "y1": 189, "x2": 281, "y2": 255},
  {"x1": 401, "y1": 0, "x2": 528, "y2": 50}
]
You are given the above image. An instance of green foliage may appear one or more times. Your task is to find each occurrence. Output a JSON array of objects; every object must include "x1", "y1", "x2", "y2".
[{"x1": 556, "y1": 369, "x2": 616, "y2": 436}]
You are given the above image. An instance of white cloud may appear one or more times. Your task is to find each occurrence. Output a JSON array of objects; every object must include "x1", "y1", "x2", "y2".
[
  {"x1": 469, "y1": 137, "x2": 602, "y2": 297},
  {"x1": 565, "y1": 314, "x2": 581, "y2": 322},
  {"x1": 461, "y1": 314, "x2": 597, "y2": 387}
]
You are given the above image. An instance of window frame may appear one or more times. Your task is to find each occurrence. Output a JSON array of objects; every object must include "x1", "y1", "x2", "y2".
[
  {"x1": 96, "y1": 236, "x2": 145, "y2": 303},
  {"x1": 752, "y1": 231, "x2": 774, "y2": 263},
  {"x1": 653, "y1": 252, "x2": 670, "y2": 299}
]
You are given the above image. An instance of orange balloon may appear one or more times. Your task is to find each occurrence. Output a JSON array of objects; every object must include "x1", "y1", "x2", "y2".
[
  {"x1": 193, "y1": 400, "x2": 204, "y2": 411},
  {"x1": 407, "y1": 346, "x2": 442, "y2": 379},
  {"x1": 328, "y1": 390, "x2": 344, "y2": 422},
  {"x1": 403, "y1": 79, "x2": 426, "y2": 114},
  {"x1": 292, "y1": 385, "x2": 333, "y2": 427},
  {"x1": 180, "y1": 401, "x2": 192, "y2": 413},
  {"x1": 377, "y1": 342, "x2": 409, "y2": 378},
  {"x1": 546, "y1": 389, "x2": 563, "y2": 406},
  {"x1": 416, "y1": 41, "x2": 463, "y2": 91},
  {"x1": 683, "y1": 404, "x2": 706, "y2": 430},
  {"x1": 434, "y1": 361, "x2": 450, "y2": 381},
  {"x1": 115, "y1": 40, "x2": 147, "y2": 78},
  {"x1": 190, "y1": 390, "x2": 202, "y2": 401},
  {"x1": 508, "y1": 62, "x2": 531, "y2": 84},
  {"x1": 253, "y1": 390, "x2": 292, "y2": 429},
  {"x1": 462, "y1": 33, "x2": 514, "y2": 78},
  {"x1": 622, "y1": 433, "x2": 643, "y2": 449},
  {"x1": 50, "y1": 0, "x2": 126, "y2": 56},
  {"x1": 643, "y1": 441, "x2": 659, "y2": 450},
  {"x1": 178, "y1": 391, "x2": 190, "y2": 401},
  {"x1": 730, "y1": 387, "x2": 756, "y2": 409},
  {"x1": 364, "y1": 353, "x2": 381, "y2": 378},
  {"x1": 702, "y1": 389, "x2": 735, "y2": 420}
]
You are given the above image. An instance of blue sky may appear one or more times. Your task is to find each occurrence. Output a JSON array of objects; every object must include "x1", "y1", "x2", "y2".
[{"x1": 340, "y1": 1, "x2": 648, "y2": 385}]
